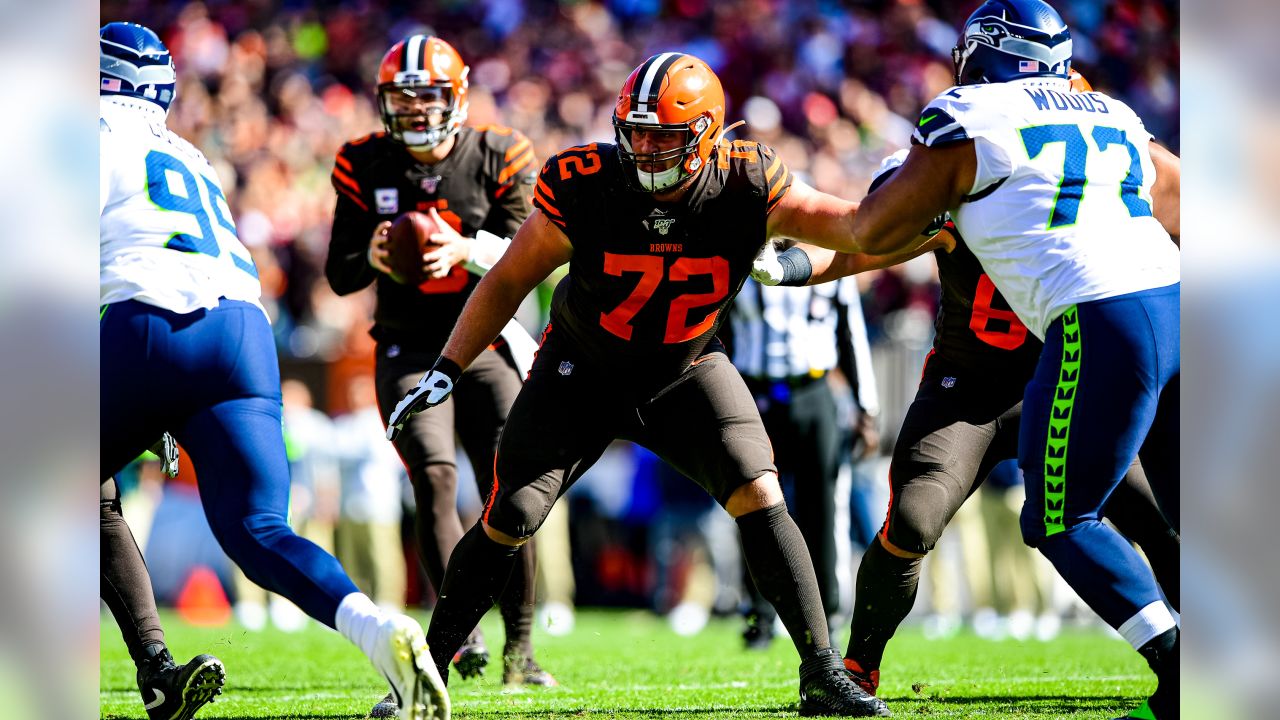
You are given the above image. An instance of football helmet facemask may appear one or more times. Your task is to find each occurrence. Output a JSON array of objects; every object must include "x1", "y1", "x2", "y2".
[
  {"x1": 613, "y1": 53, "x2": 725, "y2": 193},
  {"x1": 377, "y1": 35, "x2": 469, "y2": 150}
]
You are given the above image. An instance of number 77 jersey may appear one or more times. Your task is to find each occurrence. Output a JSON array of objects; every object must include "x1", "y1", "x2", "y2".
[
  {"x1": 914, "y1": 77, "x2": 1179, "y2": 340},
  {"x1": 100, "y1": 97, "x2": 263, "y2": 315}
]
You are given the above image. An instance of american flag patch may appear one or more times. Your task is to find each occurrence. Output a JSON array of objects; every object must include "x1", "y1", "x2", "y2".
[
  {"x1": 1019, "y1": 60, "x2": 1039, "y2": 72},
  {"x1": 101, "y1": 78, "x2": 122, "y2": 92}
]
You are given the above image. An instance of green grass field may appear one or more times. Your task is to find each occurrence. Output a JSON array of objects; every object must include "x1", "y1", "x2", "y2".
[{"x1": 101, "y1": 610, "x2": 1150, "y2": 719}]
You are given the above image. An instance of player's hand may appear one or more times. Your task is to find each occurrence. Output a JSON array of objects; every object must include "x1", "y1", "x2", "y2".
[
  {"x1": 367, "y1": 221, "x2": 404, "y2": 281},
  {"x1": 851, "y1": 411, "x2": 881, "y2": 461},
  {"x1": 421, "y1": 207, "x2": 471, "y2": 279},
  {"x1": 147, "y1": 432, "x2": 180, "y2": 478},
  {"x1": 751, "y1": 241, "x2": 784, "y2": 285},
  {"x1": 386, "y1": 357, "x2": 463, "y2": 441}
]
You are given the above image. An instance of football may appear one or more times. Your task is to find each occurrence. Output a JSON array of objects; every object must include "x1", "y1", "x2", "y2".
[{"x1": 385, "y1": 210, "x2": 440, "y2": 286}]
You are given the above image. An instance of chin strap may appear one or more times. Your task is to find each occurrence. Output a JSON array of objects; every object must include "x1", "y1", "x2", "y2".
[{"x1": 712, "y1": 119, "x2": 747, "y2": 151}]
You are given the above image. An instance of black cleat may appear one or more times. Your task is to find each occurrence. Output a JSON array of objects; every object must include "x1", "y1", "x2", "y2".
[
  {"x1": 137, "y1": 649, "x2": 226, "y2": 720},
  {"x1": 502, "y1": 647, "x2": 558, "y2": 687},
  {"x1": 452, "y1": 637, "x2": 490, "y2": 680},
  {"x1": 742, "y1": 611, "x2": 775, "y2": 651},
  {"x1": 1118, "y1": 627, "x2": 1178, "y2": 719},
  {"x1": 799, "y1": 648, "x2": 890, "y2": 717},
  {"x1": 369, "y1": 691, "x2": 397, "y2": 718}
]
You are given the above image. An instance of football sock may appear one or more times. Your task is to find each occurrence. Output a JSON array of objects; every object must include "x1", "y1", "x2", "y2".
[
  {"x1": 736, "y1": 502, "x2": 830, "y2": 657},
  {"x1": 100, "y1": 479, "x2": 166, "y2": 665},
  {"x1": 846, "y1": 536, "x2": 921, "y2": 671},
  {"x1": 335, "y1": 592, "x2": 387, "y2": 659},
  {"x1": 498, "y1": 539, "x2": 537, "y2": 657},
  {"x1": 1036, "y1": 519, "x2": 1168, "y2": 632},
  {"x1": 426, "y1": 523, "x2": 520, "y2": 679}
]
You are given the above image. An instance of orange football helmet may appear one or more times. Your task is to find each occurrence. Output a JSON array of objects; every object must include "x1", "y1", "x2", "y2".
[
  {"x1": 613, "y1": 53, "x2": 725, "y2": 192},
  {"x1": 1068, "y1": 69, "x2": 1092, "y2": 92},
  {"x1": 376, "y1": 35, "x2": 469, "y2": 149}
]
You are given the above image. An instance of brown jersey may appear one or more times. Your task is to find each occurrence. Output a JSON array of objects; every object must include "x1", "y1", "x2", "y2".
[
  {"x1": 326, "y1": 125, "x2": 536, "y2": 352},
  {"x1": 531, "y1": 140, "x2": 793, "y2": 389},
  {"x1": 932, "y1": 225, "x2": 1042, "y2": 377}
]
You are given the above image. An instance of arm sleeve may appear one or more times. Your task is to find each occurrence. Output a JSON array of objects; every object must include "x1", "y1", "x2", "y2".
[
  {"x1": 482, "y1": 130, "x2": 537, "y2": 238},
  {"x1": 325, "y1": 189, "x2": 380, "y2": 296}
]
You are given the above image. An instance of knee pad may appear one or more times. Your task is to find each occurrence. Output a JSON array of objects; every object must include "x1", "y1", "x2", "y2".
[
  {"x1": 483, "y1": 483, "x2": 553, "y2": 541},
  {"x1": 885, "y1": 498, "x2": 948, "y2": 556},
  {"x1": 414, "y1": 463, "x2": 458, "y2": 497}
]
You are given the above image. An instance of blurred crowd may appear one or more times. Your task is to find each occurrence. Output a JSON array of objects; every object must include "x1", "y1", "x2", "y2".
[
  {"x1": 103, "y1": 0, "x2": 1178, "y2": 634},
  {"x1": 101, "y1": 0, "x2": 1179, "y2": 379}
]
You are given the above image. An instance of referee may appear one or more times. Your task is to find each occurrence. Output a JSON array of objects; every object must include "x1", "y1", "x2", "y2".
[{"x1": 726, "y1": 275, "x2": 879, "y2": 648}]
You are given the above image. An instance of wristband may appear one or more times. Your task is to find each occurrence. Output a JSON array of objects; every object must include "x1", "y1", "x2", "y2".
[{"x1": 776, "y1": 247, "x2": 814, "y2": 286}]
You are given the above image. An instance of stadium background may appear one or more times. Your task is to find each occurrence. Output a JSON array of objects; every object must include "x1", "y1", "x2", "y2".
[{"x1": 98, "y1": 0, "x2": 1179, "y2": 622}]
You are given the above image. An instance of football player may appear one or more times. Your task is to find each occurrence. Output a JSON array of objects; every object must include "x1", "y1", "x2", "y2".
[
  {"x1": 99, "y1": 23, "x2": 448, "y2": 720},
  {"x1": 386, "y1": 53, "x2": 945, "y2": 717},
  {"x1": 323, "y1": 36, "x2": 553, "y2": 716},
  {"x1": 756, "y1": 147, "x2": 1179, "y2": 711},
  {"x1": 770, "y1": 2, "x2": 1182, "y2": 717}
]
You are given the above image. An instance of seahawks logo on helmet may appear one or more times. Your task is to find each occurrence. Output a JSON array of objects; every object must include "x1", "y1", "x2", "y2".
[
  {"x1": 951, "y1": 0, "x2": 1072, "y2": 85},
  {"x1": 100, "y1": 22, "x2": 177, "y2": 114}
]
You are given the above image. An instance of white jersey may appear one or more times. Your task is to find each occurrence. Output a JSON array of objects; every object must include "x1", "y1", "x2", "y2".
[
  {"x1": 100, "y1": 97, "x2": 263, "y2": 314},
  {"x1": 912, "y1": 77, "x2": 1179, "y2": 338}
]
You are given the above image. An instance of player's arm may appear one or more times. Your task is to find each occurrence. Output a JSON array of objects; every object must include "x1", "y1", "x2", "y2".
[
  {"x1": 1149, "y1": 141, "x2": 1180, "y2": 243},
  {"x1": 852, "y1": 142, "x2": 975, "y2": 255},
  {"x1": 386, "y1": 209, "x2": 571, "y2": 440},
  {"x1": 326, "y1": 148, "x2": 393, "y2": 294},
  {"x1": 441, "y1": 209, "x2": 571, "y2": 370}
]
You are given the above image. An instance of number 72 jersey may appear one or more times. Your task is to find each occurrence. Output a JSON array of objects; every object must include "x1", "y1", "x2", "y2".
[
  {"x1": 914, "y1": 79, "x2": 1179, "y2": 339},
  {"x1": 100, "y1": 98, "x2": 262, "y2": 314}
]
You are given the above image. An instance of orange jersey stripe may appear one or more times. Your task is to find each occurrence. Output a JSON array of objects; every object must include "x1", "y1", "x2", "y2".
[
  {"x1": 332, "y1": 167, "x2": 362, "y2": 194},
  {"x1": 504, "y1": 137, "x2": 532, "y2": 161},
  {"x1": 335, "y1": 184, "x2": 368, "y2": 212},
  {"x1": 765, "y1": 154, "x2": 782, "y2": 181},
  {"x1": 767, "y1": 166, "x2": 790, "y2": 203},
  {"x1": 334, "y1": 153, "x2": 353, "y2": 173},
  {"x1": 498, "y1": 149, "x2": 535, "y2": 185},
  {"x1": 533, "y1": 189, "x2": 562, "y2": 218},
  {"x1": 535, "y1": 177, "x2": 555, "y2": 201}
]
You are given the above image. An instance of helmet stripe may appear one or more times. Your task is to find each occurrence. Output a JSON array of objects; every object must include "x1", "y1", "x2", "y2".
[
  {"x1": 636, "y1": 52, "x2": 681, "y2": 113},
  {"x1": 404, "y1": 35, "x2": 425, "y2": 72}
]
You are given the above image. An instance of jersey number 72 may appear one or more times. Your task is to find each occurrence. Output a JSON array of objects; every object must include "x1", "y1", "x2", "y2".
[{"x1": 1019, "y1": 124, "x2": 1153, "y2": 230}]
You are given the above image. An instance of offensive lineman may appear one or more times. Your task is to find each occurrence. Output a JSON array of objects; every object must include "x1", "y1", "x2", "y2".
[{"x1": 100, "y1": 22, "x2": 448, "y2": 720}]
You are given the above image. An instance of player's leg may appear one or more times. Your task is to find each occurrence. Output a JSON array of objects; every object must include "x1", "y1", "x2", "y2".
[
  {"x1": 174, "y1": 301, "x2": 446, "y2": 718},
  {"x1": 635, "y1": 353, "x2": 887, "y2": 717},
  {"x1": 1137, "y1": 373, "x2": 1180, "y2": 534},
  {"x1": 426, "y1": 335, "x2": 616, "y2": 683},
  {"x1": 845, "y1": 362, "x2": 1003, "y2": 692},
  {"x1": 376, "y1": 345, "x2": 465, "y2": 592},
  {"x1": 453, "y1": 347, "x2": 554, "y2": 686},
  {"x1": 1104, "y1": 461, "x2": 1180, "y2": 611},
  {"x1": 100, "y1": 300, "x2": 170, "y2": 481},
  {"x1": 1019, "y1": 290, "x2": 1179, "y2": 719}
]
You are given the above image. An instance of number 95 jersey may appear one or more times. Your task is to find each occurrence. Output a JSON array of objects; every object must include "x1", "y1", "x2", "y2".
[
  {"x1": 100, "y1": 97, "x2": 262, "y2": 314},
  {"x1": 914, "y1": 78, "x2": 1179, "y2": 339}
]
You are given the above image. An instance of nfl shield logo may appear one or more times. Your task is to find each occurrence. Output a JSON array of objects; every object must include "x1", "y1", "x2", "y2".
[
  {"x1": 652, "y1": 218, "x2": 676, "y2": 235},
  {"x1": 420, "y1": 175, "x2": 441, "y2": 194},
  {"x1": 941, "y1": 376, "x2": 956, "y2": 388},
  {"x1": 558, "y1": 361, "x2": 574, "y2": 376}
]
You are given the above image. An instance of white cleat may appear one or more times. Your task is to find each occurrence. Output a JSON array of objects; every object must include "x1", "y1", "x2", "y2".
[{"x1": 371, "y1": 614, "x2": 450, "y2": 720}]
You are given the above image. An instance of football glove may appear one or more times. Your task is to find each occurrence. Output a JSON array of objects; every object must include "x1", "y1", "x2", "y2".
[{"x1": 386, "y1": 357, "x2": 463, "y2": 441}]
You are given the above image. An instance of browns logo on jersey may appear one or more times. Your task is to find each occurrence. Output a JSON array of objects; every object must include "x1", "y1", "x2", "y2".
[
  {"x1": 532, "y1": 139, "x2": 792, "y2": 385},
  {"x1": 326, "y1": 124, "x2": 536, "y2": 352},
  {"x1": 932, "y1": 228, "x2": 1043, "y2": 377}
]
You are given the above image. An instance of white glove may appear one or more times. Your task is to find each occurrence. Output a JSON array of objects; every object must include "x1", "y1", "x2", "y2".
[
  {"x1": 751, "y1": 241, "x2": 784, "y2": 286},
  {"x1": 386, "y1": 363, "x2": 458, "y2": 441}
]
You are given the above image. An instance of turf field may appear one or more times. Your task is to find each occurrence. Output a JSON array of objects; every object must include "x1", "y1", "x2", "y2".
[{"x1": 101, "y1": 609, "x2": 1150, "y2": 719}]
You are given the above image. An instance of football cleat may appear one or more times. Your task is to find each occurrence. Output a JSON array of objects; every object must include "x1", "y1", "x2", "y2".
[
  {"x1": 1115, "y1": 698, "x2": 1158, "y2": 720},
  {"x1": 742, "y1": 611, "x2": 775, "y2": 651},
  {"x1": 369, "y1": 614, "x2": 450, "y2": 720},
  {"x1": 137, "y1": 649, "x2": 225, "y2": 720},
  {"x1": 370, "y1": 691, "x2": 398, "y2": 719},
  {"x1": 842, "y1": 658, "x2": 880, "y2": 697},
  {"x1": 799, "y1": 648, "x2": 891, "y2": 717},
  {"x1": 451, "y1": 634, "x2": 490, "y2": 680},
  {"x1": 502, "y1": 648, "x2": 558, "y2": 687}
]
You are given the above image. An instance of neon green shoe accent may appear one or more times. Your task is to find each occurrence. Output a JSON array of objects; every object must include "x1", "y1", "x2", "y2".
[
  {"x1": 1044, "y1": 305, "x2": 1080, "y2": 537},
  {"x1": 1123, "y1": 699, "x2": 1157, "y2": 719}
]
